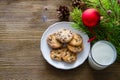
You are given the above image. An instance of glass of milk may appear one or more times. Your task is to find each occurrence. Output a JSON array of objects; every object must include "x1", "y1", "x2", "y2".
[{"x1": 88, "y1": 40, "x2": 117, "y2": 70}]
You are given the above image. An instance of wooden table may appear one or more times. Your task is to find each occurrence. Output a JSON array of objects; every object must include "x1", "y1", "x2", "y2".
[{"x1": 0, "y1": 0, "x2": 120, "y2": 80}]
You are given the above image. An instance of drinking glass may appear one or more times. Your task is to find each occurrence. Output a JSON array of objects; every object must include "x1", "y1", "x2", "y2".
[{"x1": 88, "y1": 40, "x2": 117, "y2": 70}]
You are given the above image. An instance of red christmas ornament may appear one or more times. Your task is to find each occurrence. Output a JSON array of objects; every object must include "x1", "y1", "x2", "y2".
[{"x1": 82, "y1": 8, "x2": 100, "y2": 28}]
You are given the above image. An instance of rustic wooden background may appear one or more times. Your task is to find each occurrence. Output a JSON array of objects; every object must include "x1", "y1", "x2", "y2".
[{"x1": 0, "y1": 0, "x2": 120, "y2": 80}]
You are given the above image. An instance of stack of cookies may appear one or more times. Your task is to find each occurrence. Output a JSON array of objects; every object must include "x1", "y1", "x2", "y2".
[{"x1": 47, "y1": 28, "x2": 83, "y2": 63}]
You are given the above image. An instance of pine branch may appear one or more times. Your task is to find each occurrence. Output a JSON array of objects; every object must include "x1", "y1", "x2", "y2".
[{"x1": 71, "y1": 0, "x2": 120, "y2": 60}]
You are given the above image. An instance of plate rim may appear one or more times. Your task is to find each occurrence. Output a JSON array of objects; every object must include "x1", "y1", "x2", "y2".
[{"x1": 40, "y1": 22, "x2": 90, "y2": 70}]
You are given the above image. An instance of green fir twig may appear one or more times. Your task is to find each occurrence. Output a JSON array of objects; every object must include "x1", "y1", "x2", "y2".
[{"x1": 71, "y1": 0, "x2": 120, "y2": 60}]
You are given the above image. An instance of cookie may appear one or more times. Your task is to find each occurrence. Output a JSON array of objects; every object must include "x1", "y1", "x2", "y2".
[
  {"x1": 62, "y1": 50, "x2": 77, "y2": 63},
  {"x1": 50, "y1": 49, "x2": 63, "y2": 61},
  {"x1": 56, "y1": 28, "x2": 73, "y2": 43},
  {"x1": 47, "y1": 33, "x2": 62, "y2": 49},
  {"x1": 69, "y1": 33, "x2": 83, "y2": 46},
  {"x1": 67, "y1": 44, "x2": 83, "y2": 53},
  {"x1": 50, "y1": 48, "x2": 67, "y2": 61}
]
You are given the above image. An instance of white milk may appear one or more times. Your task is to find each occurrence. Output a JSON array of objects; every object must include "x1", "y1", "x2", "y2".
[{"x1": 88, "y1": 41, "x2": 117, "y2": 70}]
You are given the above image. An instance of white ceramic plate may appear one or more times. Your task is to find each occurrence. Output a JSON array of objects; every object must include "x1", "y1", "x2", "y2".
[{"x1": 40, "y1": 22, "x2": 90, "y2": 70}]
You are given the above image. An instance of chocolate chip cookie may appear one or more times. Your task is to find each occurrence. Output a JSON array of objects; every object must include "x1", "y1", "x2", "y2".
[
  {"x1": 50, "y1": 48, "x2": 67, "y2": 61},
  {"x1": 56, "y1": 28, "x2": 73, "y2": 43},
  {"x1": 69, "y1": 33, "x2": 83, "y2": 46},
  {"x1": 67, "y1": 44, "x2": 83, "y2": 53},
  {"x1": 62, "y1": 50, "x2": 77, "y2": 63},
  {"x1": 47, "y1": 33, "x2": 62, "y2": 49}
]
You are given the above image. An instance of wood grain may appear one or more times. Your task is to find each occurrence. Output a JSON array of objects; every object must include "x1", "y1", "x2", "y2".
[{"x1": 0, "y1": 0, "x2": 120, "y2": 80}]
